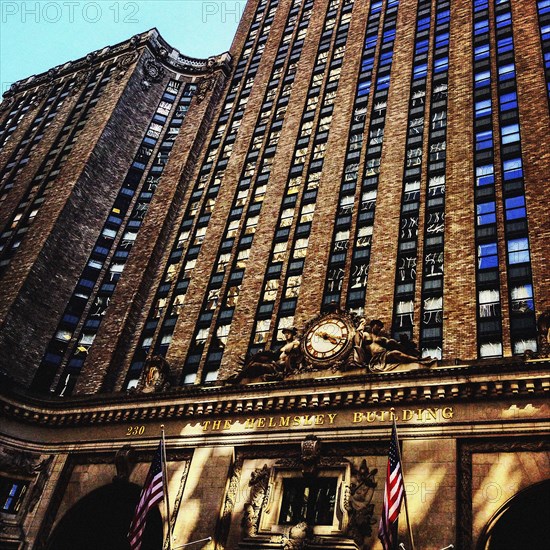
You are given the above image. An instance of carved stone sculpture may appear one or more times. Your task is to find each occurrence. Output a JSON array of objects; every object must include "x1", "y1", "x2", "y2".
[
  {"x1": 241, "y1": 464, "x2": 270, "y2": 537},
  {"x1": 536, "y1": 310, "x2": 550, "y2": 358},
  {"x1": 227, "y1": 311, "x2": 437, "y2": 384},
  {"x1": 301, "y1": 435, "x2": 321, "y2": 477},
  {"x1": 227, "y1": 327, "x2": 303, "y2": 384},
  {"x1": 345, "y1": 459, "x2": 378, "y2": 547},
  {"x1": 283, "y1": 522, "x2": 309, "y2": 550},
  {"x1": 134, "y1": 355, "x2": 171, "y2": 393},
  {"x1": 114, "y1": 445, "x2": 136, "y2": 482},
  {"x1": 354, "y1": 319, "x2": 436, "y2": 373}
]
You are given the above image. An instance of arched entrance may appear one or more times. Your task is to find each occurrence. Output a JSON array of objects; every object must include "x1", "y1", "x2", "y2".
[
  {"x1": 46, "y1": 481, "x2": 163, "y2": 550},
  {"x1": 477, "y1": 479, "x2": 550, "y2": 550}
]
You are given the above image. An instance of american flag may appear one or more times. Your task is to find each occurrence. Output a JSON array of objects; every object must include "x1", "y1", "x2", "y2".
[
  {"x1": 128, "y1": 441, "x2": 165, "y2": 550},
  {"x1": 378, "y1": 422, "x2": 405, "y2": 550}
]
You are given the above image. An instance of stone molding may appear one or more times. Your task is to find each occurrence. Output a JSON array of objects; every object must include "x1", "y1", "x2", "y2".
[{"x1": 1, "y1": 361, "x2": 548, "y2": 428}]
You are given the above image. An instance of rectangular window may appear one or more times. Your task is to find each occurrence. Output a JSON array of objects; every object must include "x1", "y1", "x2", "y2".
[
  {"x1": 1, "y1": 477, "x2": 29, "y2": 514},
  {"x1": 478, "y1": 242, "x2": 498, "y2": 269},
  {"x1": 477, "y1": 201, "x2": 496, "y2": 225},
  {"x1": 279, "y1": 478, "x2": 337, "y2": 526},
  {"x1": 507, "y1": 237, "x2": 530, "y2": 264}
]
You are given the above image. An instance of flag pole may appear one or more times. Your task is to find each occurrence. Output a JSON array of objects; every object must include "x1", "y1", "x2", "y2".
[
  {"x1": 393, "y1": 419, "x2": 416, "y2": 550},
  {"x1": 161, "y1": 425, "x2": 174, "y2": 550}
]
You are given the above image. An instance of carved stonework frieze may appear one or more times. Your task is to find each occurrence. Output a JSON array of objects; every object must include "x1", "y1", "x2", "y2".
[
  {"x1": 0, "y1": 446, "x2": 44, "y2": 476},
  {"x1": 196, "y1": 76, "x2": 216, "y2": 104},
  {"x1": 114, "y1": 445, "x2": 136, "y2": 482},
  {"x1": 531, "y1": 310, "x2": 550, "y2": 359},
  {"x1": 215, "y1": 456, "x2": 244, "y2": 550},
  {"x1": 115, "y1": 52, "x2": 140, "y2": 80},
  {"x1": 163, "y1": 459, "x2": 191, "y2": 550},
  {"x1": 70, "y1": 70, "x2": 91, "y2": 96},
  {"x1": 142, "y1": 58, "x2": 165, "y2": 89},
  {"x1": 301, "y1": 435, "x2": 321, "y2": 476},
  {"x1": 27, "y1": 455, "x2": 54, "y2": 513},
  {"x1": 0, "y1": 95, "x2": 15, "y2": 113}
]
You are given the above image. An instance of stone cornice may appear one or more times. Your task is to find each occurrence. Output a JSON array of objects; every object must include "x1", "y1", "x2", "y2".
[
  {"x1": 2, "y1": 28, "x2": 232, "y2": 98},
  {"x1": 1, "y1": 360, "x2": 548, "y2": 428}
]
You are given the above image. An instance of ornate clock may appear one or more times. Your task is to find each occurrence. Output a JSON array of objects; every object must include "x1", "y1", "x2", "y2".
[{"x1": 302, "y1": 312, "x2": 355, "y2": 367}]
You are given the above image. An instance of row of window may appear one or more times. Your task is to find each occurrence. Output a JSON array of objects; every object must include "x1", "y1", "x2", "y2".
[
  {"x1": 417, "y1": 0, "x2": 450, "y2": 360},
  {"x1": 390, "y1": 0, "x2": 433, "y2": 343},
  {"x1": 34, "y1": 78, "x2": 195, "y2": 394},
  {"x1": 0, "y1": 68, "x2": 114, "y2": 271},
  {"x1": 246, "y1": 0, "x2": 354, "y2": 358},
  {"x1": 493, "y1": 0, "x2": 536, "y2": 355},
  {"x1": 180, "y1": 0, "x2": 317, "y2": 383},
  {"x1": 536, "y1": 0, "x2": 550, "y2": 105},
  {"x1": 124, "y1": 0, "x2": 280, "y2": 388},
  {"x1": 0, "y1": 90, "x2": 42, "y2": 152},
  {"x1": 322, "y1": 0, "x2": 400, "y2": 313},
  {"x1": 0, "y1": 82, "x2": 68, "y2": 193}
]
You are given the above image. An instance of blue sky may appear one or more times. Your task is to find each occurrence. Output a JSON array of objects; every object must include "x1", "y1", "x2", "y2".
[{"x1": 0, "y1": 1, "x2": 243, "y2": 93}]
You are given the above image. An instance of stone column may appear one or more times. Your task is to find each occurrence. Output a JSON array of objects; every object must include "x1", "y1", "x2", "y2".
[{"x1": 172, "y1": 446, "x2": 234, "y2": 549}]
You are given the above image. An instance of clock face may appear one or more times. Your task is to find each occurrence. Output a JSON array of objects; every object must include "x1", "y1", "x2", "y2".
[{"x1": 303, "y1": 315, "x2": 351, "y2": 363}]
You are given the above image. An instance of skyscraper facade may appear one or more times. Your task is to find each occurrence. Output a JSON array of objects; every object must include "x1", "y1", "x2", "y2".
[{"x1": 0, "y1": 1, "x2": 548, "y2": 549}]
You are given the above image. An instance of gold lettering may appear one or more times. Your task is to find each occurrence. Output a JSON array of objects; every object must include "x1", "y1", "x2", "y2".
[
  {"x1": 257, "y1": 417, "x2": 266, "y2": 428},
  {"x1": 279, "y1": 416, "x2": 291, "y2": 427},
  {"x1": 293, "y1": 416, "x2": 301, "y2": 426},
  {"x1": 353, "y1": 412, "x2": 363, "y2": 423},
  {"x1": 442, "y1": 407, "x2": 454, "y2": 419},
  {"x1": 378, "y1": 410, "x2": 389, "y2": 421},
  {"x1": 223, "y1": 420, "x2": 232, "y2": 430},
  {"x1": 402, "y1": 409, "x2": 414, "y2": 421},
  {"x1": 268, "y1": 417, "x2": 276, "y2": 427},
  {"x1": 426, "y1": 408, "x2": 438, "y2": 420},
  {"x1": 366, "y1": 412, "x2": 377, "y2": 423},
  {"x1": 202, "y1": 421, "x2": 211, "y2": 431},
  {"x1": 417, "y1": 409, "x2": 423, "y2": 420},
  {"x1": 303, "y1": 415, "x2": 314, "y2": 425},
  {"x1": 328, "y1": 413, "x2": 337, "y2": 424},
  {"x1": 212, "y1": 420, "x2": 221, "y2": 430},
  {"x1": 315, "y1": 414, "x2": 325, "y2": 425},
  {"x1": 244, "y1": 418, "x2": 256, "y2": 429}
]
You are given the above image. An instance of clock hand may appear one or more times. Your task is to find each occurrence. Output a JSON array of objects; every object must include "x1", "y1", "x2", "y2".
[{"x1": 316, "y1": 331, "x2": 342, "y2": 345}]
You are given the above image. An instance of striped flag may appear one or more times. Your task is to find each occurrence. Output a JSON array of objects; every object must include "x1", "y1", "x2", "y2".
[
  {"x1": 378, "y1": 422, "x2": 405, "y2": 550},
  {"x1": 128, "y1": 441, "x2": 165, "y2": 550}
]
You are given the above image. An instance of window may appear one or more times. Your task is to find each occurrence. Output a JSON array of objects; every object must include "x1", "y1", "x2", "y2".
[
  {"x1": 505, "y1": 196, "x2": 526, "y2": 220},
  {"x1": 510, "y1": 284, "x2": 534, "y2": 313},
  {"x1": 478, "y1": 243, "x2": 498, "y2": 269},
  {"x1": 263, "y1": 279, "x2": 279, "y2": 301},
  {"x1": 1, "y1": 477, "x2": 28, "y2": 514},
  {"x1": 507, "y1": 237, "x2": 530, "y2": 264},
  {"x1": 501, "y1": 123, "x2": 520, "y2": 144},
  {"x1": 279, "y1": 478, "x2": 337, "y2": 526},
  {"x1": 254, "y1": 319, "x2": 271, "y2": 343},
  {"x1": 502, "y1": 158, "x2": 523, "y2": 181},
  {"x1": 285, "y1": 275, "x2": 302, "y2": 297},
  {"x1": 477, "y1": 201, "x2": 496, "y2": 225}
]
